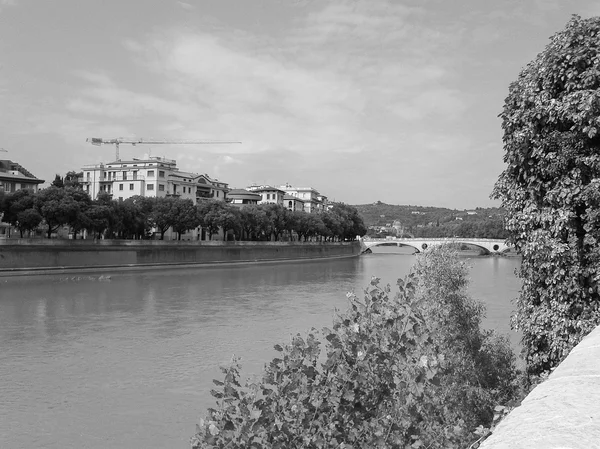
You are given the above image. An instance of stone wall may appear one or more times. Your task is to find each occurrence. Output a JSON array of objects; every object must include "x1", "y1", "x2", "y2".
[
  {"x1": 0, "y1": 239, "x2": 361, "y2": 276},
  {"x1": 480, "y1": 325, "x2": 600, "y2": 449}
]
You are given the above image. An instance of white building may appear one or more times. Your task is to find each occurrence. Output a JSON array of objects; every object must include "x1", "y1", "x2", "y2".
[
  {"x1": 279, "y1": 184, "x2": 326, "y2": 213},
  {"x1": 81, "y1": 156, "x2": 228, "y2": 204},
  {"x1": 246, "y1": 185, "x2": 286, "y2": 206}
]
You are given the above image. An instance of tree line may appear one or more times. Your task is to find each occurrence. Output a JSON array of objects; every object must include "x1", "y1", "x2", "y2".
[{"x1": 0, "y1": 185, "x2": 367, "y2": 242}]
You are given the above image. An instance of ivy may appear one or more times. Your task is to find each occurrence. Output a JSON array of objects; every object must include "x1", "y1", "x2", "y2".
[
  {"x1": 191, "y1": 246, "x2": 519, "y2": 448},
  {"x1": 492, "y1": 15, "x2": 600, "y2": 377}
]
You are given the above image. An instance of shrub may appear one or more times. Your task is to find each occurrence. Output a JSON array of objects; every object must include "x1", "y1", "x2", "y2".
[{"x1": 191, "y1": 246, "x2": 519, "y2": 448}]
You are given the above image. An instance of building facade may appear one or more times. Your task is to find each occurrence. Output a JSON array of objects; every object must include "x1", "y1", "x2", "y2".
[
  {"x1": 0, "y1": 159, "x2": 45, "y2": 238},
  {"x1": 279, "y1": 184, "x2": 326, "y2": 213},
  {"x1": 283, "y1": 194, "x2": 305, "y2": 212},
  {"x1": 246, "y1": 185, "x2": 286, "y2": 206},
  {"x1": 227, "y1": 189, "x2": 262, "y2": 208},
  {"x1": 0, "y1": 160, "x2": 45, "y2": 193},
  {"x1": 81, "y1": 156, "x2": 228, "y2": 204}
]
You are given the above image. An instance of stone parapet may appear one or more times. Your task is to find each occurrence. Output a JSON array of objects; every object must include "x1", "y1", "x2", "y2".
[{"x1": 480, "y1": 325, "x2": 600, "y2": 449}]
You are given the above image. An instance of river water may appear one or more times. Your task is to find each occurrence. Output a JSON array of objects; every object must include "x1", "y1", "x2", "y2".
[{"x1": 0, "y1": 248, "x2": 521, "y2": 449}]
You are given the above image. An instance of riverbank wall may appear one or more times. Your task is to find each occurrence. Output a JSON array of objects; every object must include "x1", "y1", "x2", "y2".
[
  {"x1": 0, "y1": 239, "x2": 361, "y2": 276},
  {"x1": 480, "y1": 324, "x2": 600, "y2": 449}
]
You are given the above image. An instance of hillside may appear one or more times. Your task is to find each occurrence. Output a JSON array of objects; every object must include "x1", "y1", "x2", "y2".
[{"x1": 352, "y1": 201, "x2": 507, "y2": 239}]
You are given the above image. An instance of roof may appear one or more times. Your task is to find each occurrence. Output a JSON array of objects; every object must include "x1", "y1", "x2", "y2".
[
  {"x1": 283, "y1": 194, "x2": 305, "y2": 202},
  {"x1": 0, "y1": 160, "x2": 44, "y2": 183},
  {"x1": 250, "y1": 186, "x2": 286, "y2": 194},
  {"x1": 228, "y1": 189, "x2": 262, "y2": 199},
  {"x1": 0, "y1": 171, "x2": 44, "y2": 183},
  {"x1": 280, "y1": 185, "x2": 320, "y2": 194}
]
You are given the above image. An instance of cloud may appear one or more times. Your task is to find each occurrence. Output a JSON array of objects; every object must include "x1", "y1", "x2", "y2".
[
  {"x1": 0, "y1": 0, "x2": 16, "y2": 13},
  {"x1": 36, "y1": 0, "x2": 481, "y2": 203},
  {"x1": 177, "y1": 1, "x2": 194, "y2": 11}
]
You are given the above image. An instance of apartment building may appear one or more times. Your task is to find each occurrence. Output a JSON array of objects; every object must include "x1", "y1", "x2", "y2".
[
  {"x1": 246, "y1": 185, "x2": 286, "y2": 206},
  {"x1": 227, "y1": 189, "x2": 262, "y2": 208},
  {"x1": 0, "y1": 159, "x2": 44, "y2": 193},
  {"x1": 279, "y1": 184, "x2": 327, "y2": 213},
  {"x1": 283, "y1": 194, "x2": 305, "y2": 212},
  {"x1": 81, "y1": 156, "x2": 228, "y2": 204}
]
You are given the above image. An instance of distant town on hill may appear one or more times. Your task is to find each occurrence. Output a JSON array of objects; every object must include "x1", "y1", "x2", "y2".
[{"x1": 352, "y1": 201, "x2": 507, "y2": 240}]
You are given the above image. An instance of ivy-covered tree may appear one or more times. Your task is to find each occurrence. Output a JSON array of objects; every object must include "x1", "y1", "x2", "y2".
[{"x1": 492, "y1": 15, "x2": 600, "y2": 376}]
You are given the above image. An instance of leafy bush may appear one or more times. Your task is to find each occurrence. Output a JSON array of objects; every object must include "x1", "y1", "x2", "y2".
[{"x1": 191, "y1": 246, "x2": 519, "y2": 448}]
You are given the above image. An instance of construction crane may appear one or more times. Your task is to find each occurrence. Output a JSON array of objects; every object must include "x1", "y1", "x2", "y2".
[{"x1": 86, "y1": 137, "x2": 241, "y2": 161}]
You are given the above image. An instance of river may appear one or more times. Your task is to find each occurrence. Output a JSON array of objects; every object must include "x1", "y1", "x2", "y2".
[{"x1": 0, "y1": 248, "x2": 521, "y2": 449}]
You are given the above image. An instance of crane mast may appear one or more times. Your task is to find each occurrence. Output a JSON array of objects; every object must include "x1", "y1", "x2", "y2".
[{"x1": 86, "y1": 137, "x2": 241, "y2": 161}]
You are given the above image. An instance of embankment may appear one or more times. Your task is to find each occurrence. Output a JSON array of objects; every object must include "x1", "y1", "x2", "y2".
[
  {"x1": 0, "y1": 239, "x2": 361, "y2": 277},
  {"x1": 480, "y1": 324, "x2": 600, "y2": 449}
]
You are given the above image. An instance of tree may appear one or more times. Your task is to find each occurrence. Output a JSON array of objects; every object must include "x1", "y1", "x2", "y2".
[
  {"x1": 64, "y1": 187, "x2": 92, "y2": 238},
  {"x1": 35, "y1": 186, "x2": 80, "y2": 238},
  {"x1": 149, "y1": 197, "x2": 177, "y2": 240},
  {"x1": 15, "y1": 209, "x2": 43, "y2": 238},
  {"x1": 1, "y1": 189, "x2": 35, "y2": 233},
  {"x1": 492, "y1": 15, "x2": 600, "y2": 376},
  {"x1": 51, "y1": 174, "x2": 64, "y2": 188},
  {"x1": 171, "y1": 198, "x2": 201, "y2": 240},
  {"x1": 191, "y1": 246, "x2": 519, "y2": 448},
  {"x1": 213, "y1": 205, "x2": 241, "y2": 241},
  {"x1": 262, "y1": 204, "x2": 289, "y2": 241},
  {"x1": 239, "y1": 205, "x2": 268, "y2": 241},
  {"x1": 197, "y1": 200, "x2": 226, "y2": 240},
  {"x1": 64, "y1": 171, "x2": 83, "y2": 189}
]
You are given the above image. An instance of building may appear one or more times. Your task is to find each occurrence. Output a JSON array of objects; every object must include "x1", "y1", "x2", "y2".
[
  {"x1": 227, "y1": 189, "x2": 262, "y2": 208},
  {"x1": 283, "y1": 194, "x2": 306, "y2": 212},
  {"x1": 0, "y1": 159, "x2": 45, "y2": 238},
  {"x1": 279, "y1": 184, "x2": 325, "y2": 213},
  {"x1": 81, "y1": 156, "x2": 228, "y2": 204},
  {"x1": 0, "y1": 159, "x2": 45, "y2": 193},
  {"x1": 246, "y1": 185, "x2": 286, "y2": 206}
]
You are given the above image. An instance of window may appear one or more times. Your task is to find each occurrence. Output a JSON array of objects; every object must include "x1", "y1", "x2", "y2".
[
  {"x1": 147, "y1": 184, "x2": 154, "y2": 191},
  {"x1": 119, "y1": 184, "x2": 123, "y2": 191},
  {"x1": 86, "y1": 172, "x2": 90, "y2": 179},
  {"x1": 147, "y1": 170, "x2": 155, "y2": 177},
  {"x1": 129, "y1": 184, "x2": 134, "y2": 190},
  {"x1": 103, "y1": 172, "x2": 107, "y2": 179},
  {"x1": 266, "y1": 193, "x2": 270, "y2": 200},
  {"x1": 159, "y1": 184, "x2": 165, "y2": 191},
  {"x1": 159, "y1": 170, "x2": 165, "y2": 178},
  {"x1": 289, "y1": 201, "x2": 293, "y2": 208}
]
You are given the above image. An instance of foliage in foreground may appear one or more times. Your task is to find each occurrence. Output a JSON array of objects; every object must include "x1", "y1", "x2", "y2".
[
  {"x1": 492, "y1": 14, "x2": 600, "y2": 377},
  {"x1": 191, "y1": 246, "x2": 519, "y2": 448}
]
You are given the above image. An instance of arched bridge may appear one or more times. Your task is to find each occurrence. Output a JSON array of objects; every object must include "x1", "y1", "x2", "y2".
[{"x1": 358, "y1": 237, "x2": 513, "y2": 255}]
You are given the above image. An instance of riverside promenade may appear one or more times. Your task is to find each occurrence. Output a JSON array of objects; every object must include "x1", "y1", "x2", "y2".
[{"x1": 481, "y1": 325, "x2": 600, "y2": 448}]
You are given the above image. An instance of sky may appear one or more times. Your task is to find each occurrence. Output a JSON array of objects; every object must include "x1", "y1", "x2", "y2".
[{"x1": 1, "y1": 0, "x2": 600, "y2": 208}]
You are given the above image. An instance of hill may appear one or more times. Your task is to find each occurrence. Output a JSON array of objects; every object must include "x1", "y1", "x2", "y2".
[{"x1": 352, "y1": 202, "x2": 507, "y2": 239}]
